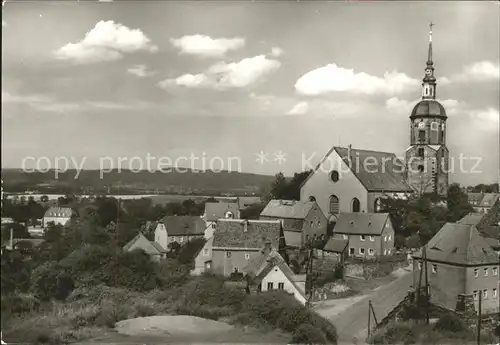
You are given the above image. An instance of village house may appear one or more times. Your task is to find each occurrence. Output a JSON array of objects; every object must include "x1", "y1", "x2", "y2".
[
  {"x1": 316, "y1": 234, "x2": 349, "y2": 265},
  {"x1": 260, "y1": 199, "x2": 328, "y2": 248},
  {"x1": 211, "y1": 219, "x2": 284, "y2": 276},
  {"x1": 192, "y1": 235, "x2": 214, "y2": 275},
  {"x1": 300, "y1": 145, "x2": 413, "y2": 218},
  {"x1": 467, "y1": 193, "x2": 500, "y2": 214},
  {"x1": 202, "y1": 201, "x2": 240, "y2": 238},
  {"x1": 412, "y1": 223, "x2": 499, "y2": 314},
  {"x1": 154, "y1": 216, "x2": 206, "y2": 249},
  {"x1": 332, "y1": 212, "x2": 395, "y2": 258},
  {"x1": 43, "y1": 207, "x2": 73, "y2": 227},
  {"x1": 123, "y1": 232, "x2": 167, "y2": 262},
  {"x1": 243, "y1": 245, "x2": 307, "y2": 305}
]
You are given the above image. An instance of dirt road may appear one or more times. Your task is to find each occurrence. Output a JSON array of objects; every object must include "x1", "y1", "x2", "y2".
[{"x1": 315, "y1": 271, "x2": 413, "y2": 344}]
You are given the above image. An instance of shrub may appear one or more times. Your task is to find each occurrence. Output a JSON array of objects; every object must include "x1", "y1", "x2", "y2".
[
  {"x1": 434, "y1": 313, "x2": 467, "y2": 333},
  {"x1": 32, "y1": 262, "x2": 75, "y2": 301},
  {"x1": 370, "y1": 323, "x2": 416, "y2": 345},
  {"x1": 1, "y1": 294, "x2": 40, "y2": 315},
  {"x1": 291, "y1": 323, "x2": 327, "y2": 344},
  {"x1": 155, "y1": 259, "x2": 191, "y2": 288}
]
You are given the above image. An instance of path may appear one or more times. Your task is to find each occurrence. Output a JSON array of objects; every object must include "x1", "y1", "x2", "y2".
[{"x1": 315, "y1": 271, "x2": 413, "y2": 344}]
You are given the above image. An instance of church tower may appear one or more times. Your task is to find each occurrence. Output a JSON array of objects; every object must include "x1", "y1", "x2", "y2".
[{"x1": 405, "y1": 23, "x2": 449, "y2": 196}]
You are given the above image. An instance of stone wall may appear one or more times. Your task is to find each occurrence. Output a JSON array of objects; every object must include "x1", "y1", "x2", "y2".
[
  {"x1": 345, "y1": 256, "x2": 408, "y2": 279},
  {"x1": 312, "y1": 282, "x2": 353, "y2": 302}
]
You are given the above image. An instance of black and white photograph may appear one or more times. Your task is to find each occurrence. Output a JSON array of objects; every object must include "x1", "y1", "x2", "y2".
[{"x1": 1, "y1": 1, "x2": 499, "y2": 344}]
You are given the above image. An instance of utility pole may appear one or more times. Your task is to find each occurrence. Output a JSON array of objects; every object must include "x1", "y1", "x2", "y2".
[
  {"x1": 477, "y1": 291, "x2": 482, "y2": 345},
  {"x1": 423, "y1": 246, "x2": 430, "y2": 324}
]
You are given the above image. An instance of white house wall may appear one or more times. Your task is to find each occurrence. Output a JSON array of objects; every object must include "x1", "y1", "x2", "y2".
[{"x1": 261, "y1": 266, "x2": 306, "y2": 305}]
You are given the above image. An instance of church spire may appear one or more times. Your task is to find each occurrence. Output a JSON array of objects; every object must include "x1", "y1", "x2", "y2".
[{"x1": 421, "y1": 21, "x2": 437, "y2": 100}]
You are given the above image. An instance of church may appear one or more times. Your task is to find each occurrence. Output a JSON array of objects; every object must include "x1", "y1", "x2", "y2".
[{"x1": 300, "y1": 24, "x2": 450, "y2": 218}]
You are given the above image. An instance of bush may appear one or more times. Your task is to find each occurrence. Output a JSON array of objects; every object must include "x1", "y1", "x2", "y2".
[
  {"x1": 291, "y1": 323, "x2": 327, "y2": 344},
  {"x1": 434, "y1": 313, "x2": 467, "y2": 333},
  {"x1": 371, "y1": 323, "x2": 416, "y2": 345},
  {"x1": 32, "y1": 262, "x2": 75, "y2": 301},
  {"x1": 1, "y1": 294, "x2": 40, "y2": 315}
]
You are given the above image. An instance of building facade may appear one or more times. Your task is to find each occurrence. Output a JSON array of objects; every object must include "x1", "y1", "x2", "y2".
[
  {"x1": 413, "y1": 223, "x2": 499, "y2": 314},
  {"x1": 43, "y1": 207, "x2": 73, "y2": 227},
  {"x1": 405, "y1": 24, "x2": 449, "y2": 196},
  {"x1": 154, "y1": 216, "x2": 206, "y2": 250}
]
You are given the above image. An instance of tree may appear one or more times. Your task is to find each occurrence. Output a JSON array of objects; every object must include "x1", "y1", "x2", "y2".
[
  {"x1": 177, "y1": 238, "x2": 207, "y2": 266},
  {"x1": 40, "y1": 195, "x2": 49, "y2": 202},
  {"x1": 241, "y1": 202, "x2": 266, "y2": 219},
  {"x1": 446, "y1": 183, "x2": 473, "y2": 222}
]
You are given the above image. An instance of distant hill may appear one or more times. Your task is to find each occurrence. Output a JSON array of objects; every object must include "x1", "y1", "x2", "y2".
[{"x1": 1, "y1": 168, "x2": 276, "y2": 196}]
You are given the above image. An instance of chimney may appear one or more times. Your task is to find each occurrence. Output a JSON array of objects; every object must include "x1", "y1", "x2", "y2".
[
  {"x1": 9, "y1": 227, "x2": 13, "y2": 250},
  {"x1": 347, "y1": 144, "x2": 352, "y2": 165}
]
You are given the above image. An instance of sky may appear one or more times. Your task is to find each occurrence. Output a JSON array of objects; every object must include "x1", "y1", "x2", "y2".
[{"x1": 2, "y1": 1, "x2": 499, "y2": 186}]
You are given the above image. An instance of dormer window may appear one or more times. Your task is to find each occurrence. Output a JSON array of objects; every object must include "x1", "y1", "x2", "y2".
[{"x1": 225, "y1": 211, "x2": 233, "y2": 219}]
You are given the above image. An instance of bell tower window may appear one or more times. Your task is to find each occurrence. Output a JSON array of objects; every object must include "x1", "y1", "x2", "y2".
[{"x1": 418, "y1": 130, "x2": 425, "y2": 142}]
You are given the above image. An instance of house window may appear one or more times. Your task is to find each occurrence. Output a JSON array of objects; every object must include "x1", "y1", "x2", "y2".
[
  {"x1": 432, "y1": 264, "x2": 437, "y2": 274},
  {"x1": 384, "y1": 236, "x2": 387, "y2": 242},
  {"x1": 343, "y1": 234, "x2": 348, "y2": 240},
  {"x1": 482, "y1": 289, "x2": 488, "y2": 299},
  {"x1": 388, "y1": 235, "x2": 391, "y2": 241},
  {"x1": 474, "y1": 268, "x2": 479, "y2": 277},
  {"x1": 329, "y1": 195, "x2": 339, "y2": 215},
  {"x1": 226, "y1": 251, "x2": 232, "y2": 258},
  {"x1": 417, "y1": 261, "x2": 422, "y2": 270},
  {"x1": 211, "y1": 223, "x2": 216, "y2": 229},
  {"x1": 484, "y1": 268, "x2": 488, "y2": 277},
  {"x1": 267, "y1": 282, "x2": 274, "y2": 290},
  {"x1": 493, "y1": 267, "x2": 498, "y2": 276},
  {"x1": 417, "y1": 147, "x2": 424, "y2": 158},
  {"x1": 473, "y1": 290, "x2": 478, "y2": 300},
  {"x1": 493, "y1": 288, "x2": 497, "y2": 299},
  {"x1": 374, "y1": 198, "x2": 382, "y2": 212},
  {"x1": 330, "y1": 170, "x2": 340, "y2": 183},
  {"x1": 278, "y1": 282, "x2": 284, "y2": 290},
  {"x1": 360, "y1": 235, "x2": 366, "y2": 241},
  {"x1": 203, "y1": 248, "x2": 209, "y2": 256},
  {"x1": 359, "y1": 248, "x2": 365, "y2": 255},
  {"x1": 369, "y1": 236, "x2": 374, "y2": 242},
  {"x1": 179, "y1": 236, "x2": 184, "y2": 242},
  {"x1": 349, "y1": 248, "x2": 355, "y2": 255},
  {"x1": 368, "y1": 248, "x2": 374, "y2": 256},
  {"x1": 351, "y1": 198, "x2": 360, "y2": 212},
  {"x1": 245, "y1": 253, "x2": 250, "y2": 260}
]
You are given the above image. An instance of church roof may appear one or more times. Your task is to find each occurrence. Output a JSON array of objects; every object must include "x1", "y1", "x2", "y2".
[{"x1": 410, "y1": 100, "x2": 447, "y2": 120}]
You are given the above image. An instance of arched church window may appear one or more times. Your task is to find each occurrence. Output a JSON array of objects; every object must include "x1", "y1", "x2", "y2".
[
  {"x1": 374, "y1": 198, "x2": 382, "y2": 213},
  {"x1": 308, "y1": 196, "x2": 316, "y2": 202},
  {"x1": 351, "y1": 198, "x2": 360, "y2": 213},
  {"x1": 329, "y1": 195, "x2": 339, "y2": 215},
  {"x1": 430, "y1": 122, "x2": 438, "y2": 131},
  {"x1": 418, "y1": 165, "x2": 424, "y2": 173},
  {"x1": 330, "y1": 170, "x2": 340, "y2": 183}
]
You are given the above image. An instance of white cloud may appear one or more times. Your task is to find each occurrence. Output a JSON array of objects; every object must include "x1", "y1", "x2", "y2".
[
  {"x1": 295, "y1": 63, "x2": 419, "y2": 96},
  {"x1": 159, "y1": 55, "x2": 281, "y2": 90},
  {"x1": 286, "y1": 102, "x2": 309, "y2": 115},
  {"x1": 441, "y1": 61, "x2": 499, "y2": 85},
  {"x1": 470, "y1": 108, "x2": 499, "y2": 126},
  {"x1": 170, "y1": 35, "x2": 245, "y2": 58},
  {"x1": 127, "y1": 64, "x2": 156, "y2": 77},
  {"x1": 385, "y1": 97, "x2": 464, "y2": 115},
  {"x1": 54, "y1": 20, "x2": 158, "y2": 64},
  {"x1": 270, "y1": 47, "x2": 284, "y2": 58}
]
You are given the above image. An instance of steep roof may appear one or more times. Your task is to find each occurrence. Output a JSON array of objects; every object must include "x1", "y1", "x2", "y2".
[
  {"x1": 477, "y1": 197, "x2": 500, "y2": 237},
  {"x1": 260, "y1": 200, "x2": 315, "y2": 220},
  {"x1": 243, "y1": 248, "x2": 306, "y2": 297},
  {"x1": 413, "y1": 223, "x2": 498, "y2": 266},
  {"x1": 300, "y1": 146, "x2": 413, "y2": 192},
  {"x1": 333, "y1": 147, "x2": 413, "y2": 192},
  {"x1": 123, "y1": 232, "x2": 166, "y2": 255},
  {"x1": 457, "y1": 213, "x2": 485, "y2": 226},
  {"x1": 44, "y1": 207, "x2": 73, "y2": 218},
  {"x1": 161, "y1": 216, "x2": 206, "y2": 236},
  {"x1": 204, "y1": 202, "x2": 239, "y2": 222},
  {"x1": 479, "y1": 193, "x2": 500, "y2": 208},
  {"x1": 212, "y1": 219, "x2": 281, "y2": 249},
  {"x1": 333, "y1": 212, "x2": 390, "y2": 235}
]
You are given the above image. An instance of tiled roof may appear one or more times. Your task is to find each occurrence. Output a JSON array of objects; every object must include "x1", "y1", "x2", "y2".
[
  {"x1": 323, "y1": 237, "x2": 349, "y2": 253},
  {"x1": 299, "y1": 146, "x2": 413, "y2": 192},
  {"x1": 283, "y1": 218, "x2": 304, "y2": 231},
  {"x1": 334, "y1": 147, "x2": 413, "y2": 192},
  {"x1": 44, "y1": 207, "x2": 73, "y2": 218},
  {"x1": 479, "y1": 193, "x2": 500, "y2": 207},
  {"x1": 477, "y1": 197, "x2": 500, "y2": 234},
  {"x1": 243, "y1": 248, "x2": 306, "y2": 297},
  {"x1": 123, "y1": 233, "x2": 166, "y2": 255},
  {"x1": 283, "y1": 230, "x2": 302, "y2": 248},
  {"x1": 457, "y1": 213, "x2": 485, "y2": 226},
  {"x1": 161, "y1": 216, "x2": 206, "y2": 236},
  {"x1": 413, "y1": 223, "x2": 498, "y2": 266},
  {"x1": 204, "y1": 202, "x2": 239, "y2": 222},
  {"x1": 260, "y1": 200, "x2": 315, "y2": 220},
  {"x1": 333, "y1": 212, "x2": 389, "y2": 235},
  {"x1": 212, "y1": 219, "x2": 281, "y2": 249}
]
